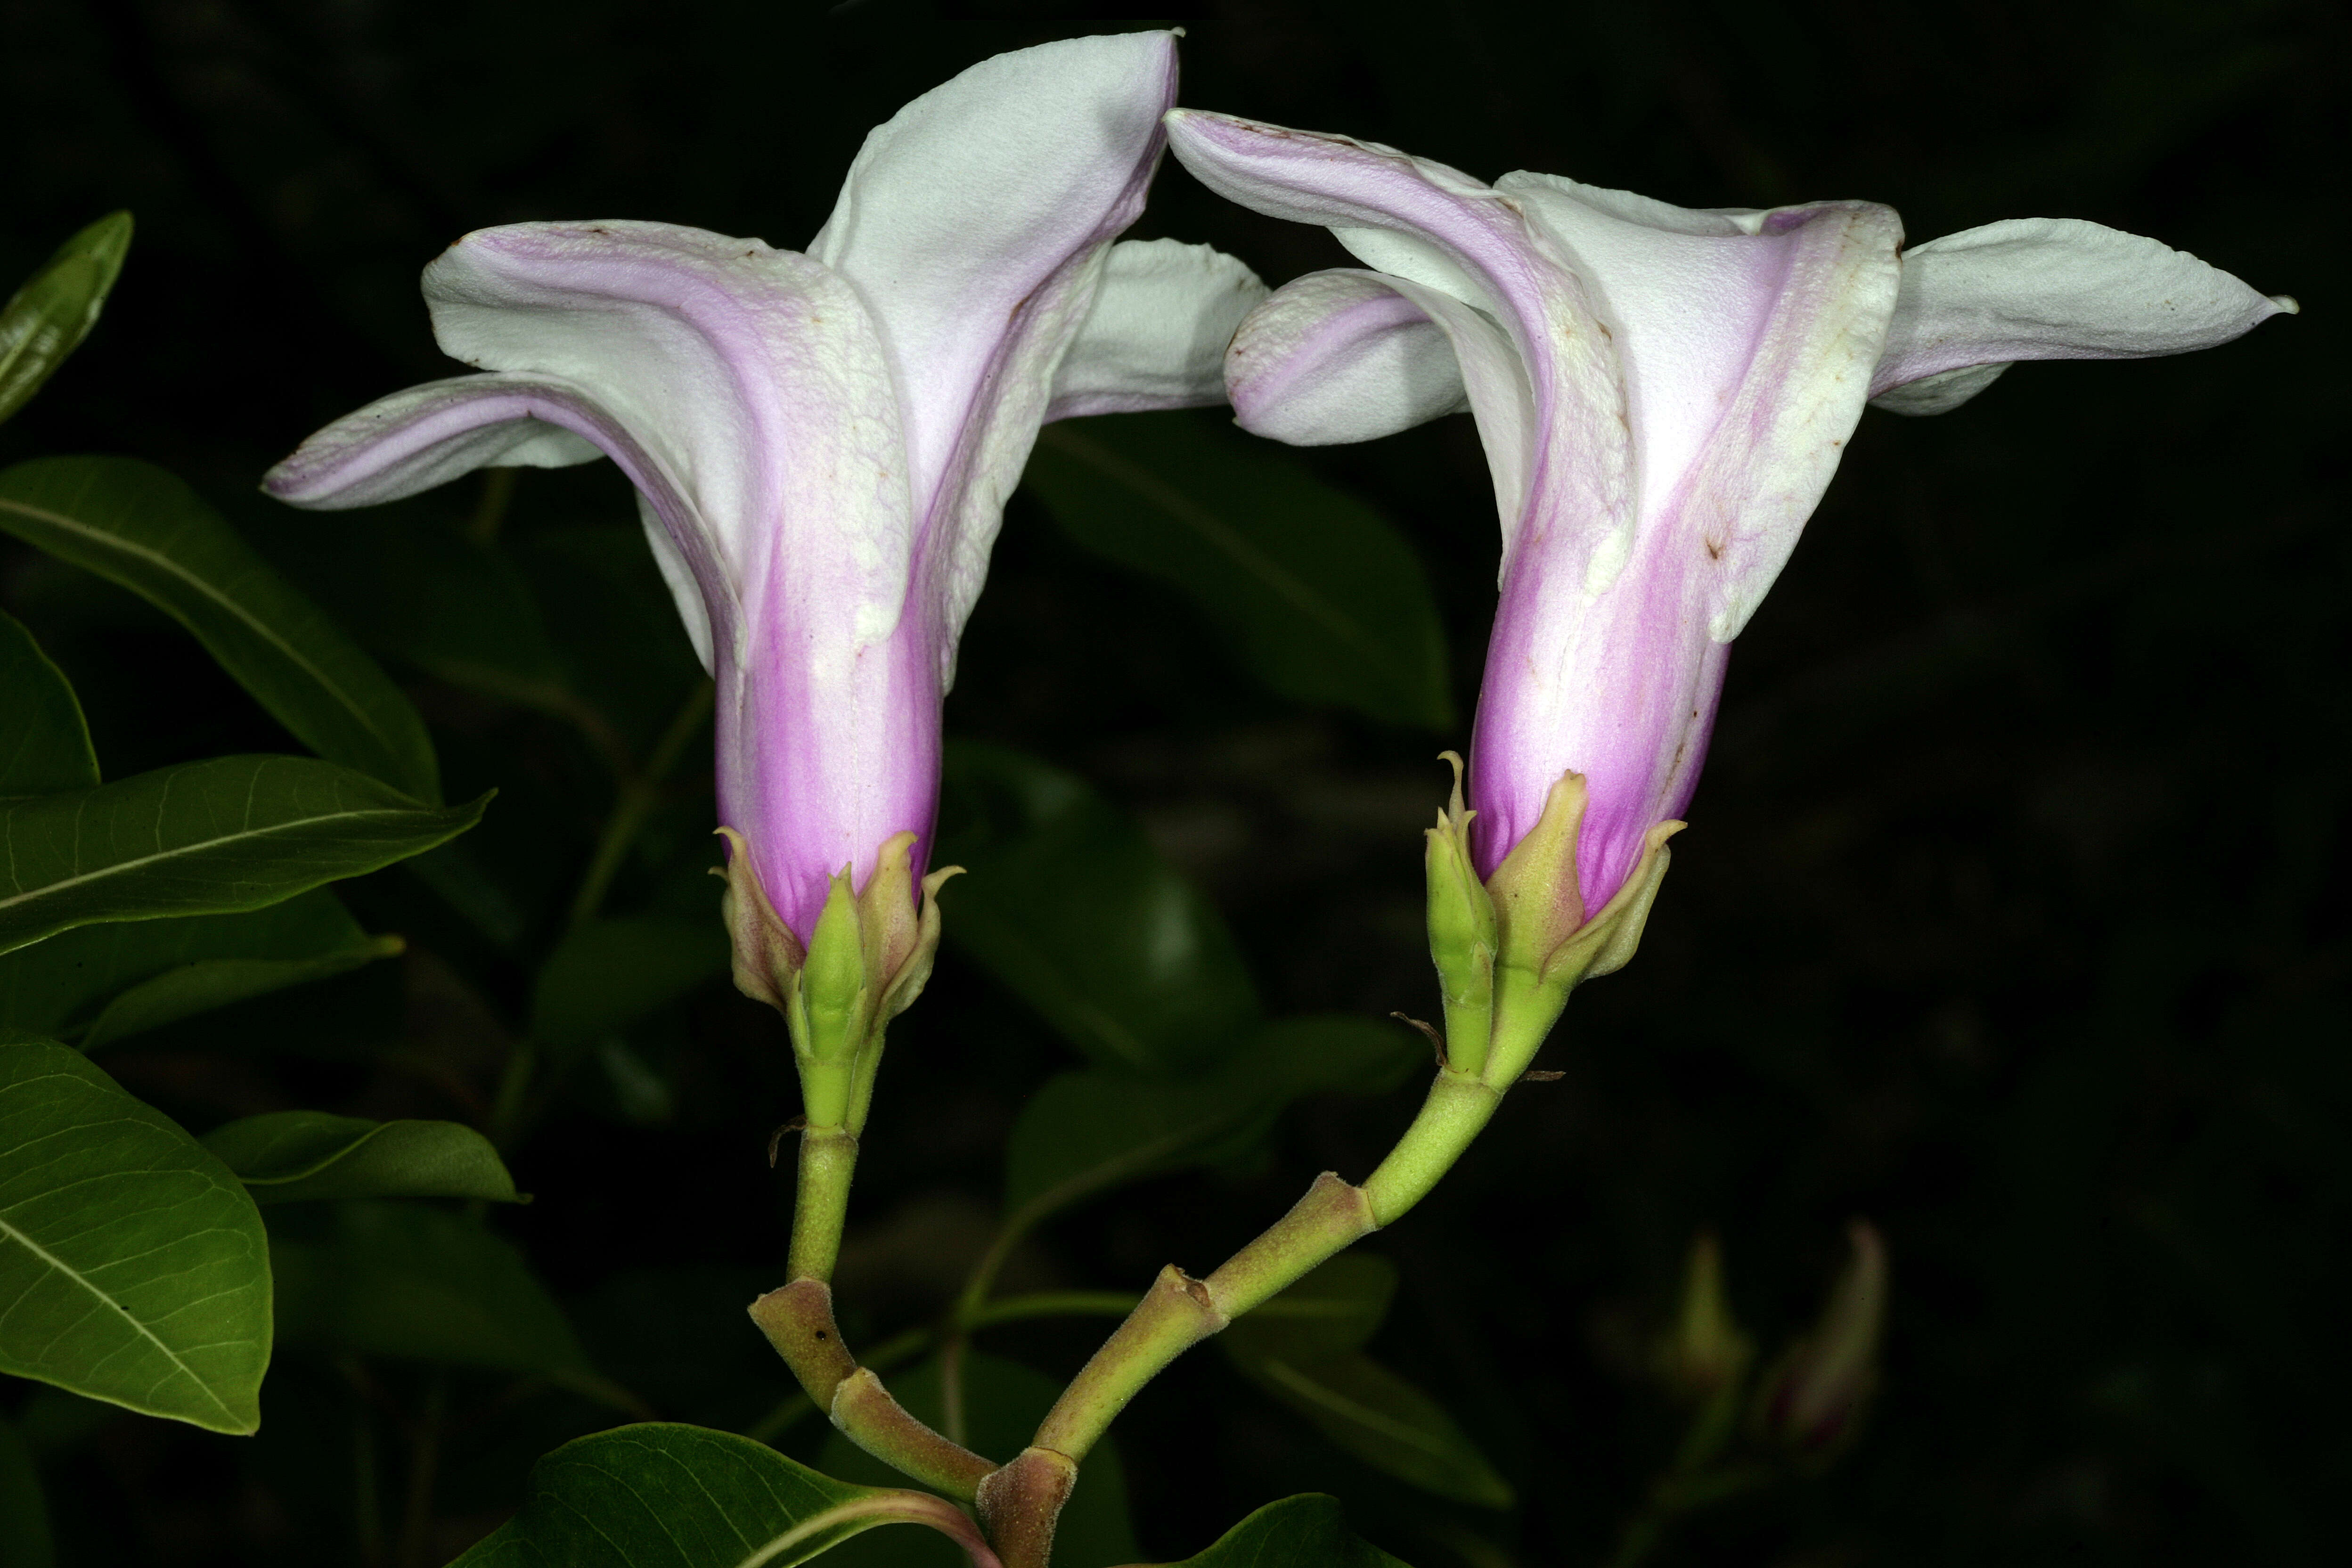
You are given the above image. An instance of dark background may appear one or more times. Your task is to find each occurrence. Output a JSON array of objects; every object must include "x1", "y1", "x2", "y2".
[{"x1": 3, "y1": 0, "x2": 2344, "y2": 1564}]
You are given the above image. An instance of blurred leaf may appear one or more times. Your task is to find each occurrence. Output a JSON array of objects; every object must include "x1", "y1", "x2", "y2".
[
  {"x1": 531, "y1": 915, "x2": 728, "y2": 1049},
  {"x1": 1222, "y1": 1258, "x2": 1513, "y2": 1508},
  {"x1": 0, "y1": 611, "x2": 96, "y2": 796},
  {"x1": 403, "y1": 840, "x2": 529, "y2": 949},
  {"x1": 80, "y1": 940, "x2": 402, "y2": 1050},
  {"x1": 0, "y1": 887, "x2": 380, "y2": 1039},
  {"x1": 454, "y1": 1424, "x2": 986, "y2": 1568},
  {"x1": 1237, "y1": 1353, "x2": 1514, "y2": 1510},
  {"x1": 270, "y1": 512, "x2": 566, "y2": 697},
  {"x1": 0, "y1": 755, "x2": 488, "y2": 956},
  {"x1": 0, "y1": 211, "x2": 131, "y2": 428},
  {"x1": 1223, "y1": 1254, "x2": 1398, "y2": 1364},
  {"x1": 1028, "y1": 414, "x2": 1452, "y2": 729},
  {"x1": 1172, "y1": 1494, "x2": 1412, "y2": 1568},
  {"x1": 0, "y1": 1040, "x2": 270, "y2": 1434},
  {"x1": 591, "y1": 1037, "x2": 678, "y2": 1127},
  {"x1": 816, "y1": 1350, "x2": 1139, "y2": 1568},
  {"x1": 201, "y1": 1112, "x2": 520, "y2": 1204},
  {"x1": 0, "y1": 1410, "x2": 56, "y2": 1568},
  {"x1": 269, "y1": 1200, "x2": 629, "y2": 1407},
  {"x1": 1004, "y1": 1015, "x2": 1422, "y2": 1222},
  {"x1": 938, "y1": 742, "x2": 1259, "y2": 1074},
  {"x1": 0, "y1": 457, "x2": 441, "y2": 801}
]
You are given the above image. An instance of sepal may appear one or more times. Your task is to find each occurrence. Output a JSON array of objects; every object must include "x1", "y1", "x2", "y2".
[
  {"x1": 1656, "y1": 1230, "x2": 1752, "y2": 1402},
  {"x1": 717, "y1": 826, "x2": 804, "y2": 1011},
  {"x1": 1477, "y1": 768, "x2": 1681, "y2": 1084}
]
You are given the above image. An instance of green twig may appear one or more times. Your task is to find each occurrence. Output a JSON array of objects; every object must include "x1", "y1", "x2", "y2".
[{"x1": 466, "y1": 466, "x2": 518, "y2": 547}]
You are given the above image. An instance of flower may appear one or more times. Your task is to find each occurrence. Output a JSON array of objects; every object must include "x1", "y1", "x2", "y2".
[
  {"x1": 1165, "y1": 109, "x2": 2293, "y2": 949},
  {"x1": 266, "y1": 33, "x2": 1265, "y2": 1002}
]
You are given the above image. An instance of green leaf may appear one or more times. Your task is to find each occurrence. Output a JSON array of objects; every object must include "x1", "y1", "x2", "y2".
[
  {"x1": 1003, "y1": 1016, "x2": 1422, "y2": 1223},
  {"x1": 0, "y1": 611, "x2": 96, "y2": 796},
  {"x1": 531, "y1": 915, "x2": 729, "y2": 1049},
  {"x1": 202, "y1": 1112, "x2": 520, "y2": 1204},
  {"x1": 453, "y1": 1423, "x2": 988, "y2": 1568},
  {"x1": 816, "y1": 1351, "x2": 1138, "y2": 1568},
  {"x1": 0, "y1": 456, "x2": 440, "y2": 800},
  {"x1": 0, "y1": 887, "x2": 384, "y2": 1041},
  {"x1": 0, "y1": 1411, "x2": 57, "y2": 1568},
  {"x1": 0, "y1": 1040, "x2": 271, "y2": 1434},
  {"x1": 0, "y1": 754, "x2": 488, "y2": 957},
  {"x1": 937, "y1": 742, "x2": 1259, "y2": 1075},
  {"x1": 1027, "y1": 414, "x2": 1452, "y2": 729},
  {"x1": 1222, "y1": 1261, "x2": 1513, "y2": 1511},
  {"x1": 1173, "y1": 1494, "x2": 1411, "y2": 1568},
  {"x1": 269, "y1": 1200, "x2": 628, "y2": 1407},
  {"x1": 0, "y1": 212, "x2": 132, "y2": 428}
]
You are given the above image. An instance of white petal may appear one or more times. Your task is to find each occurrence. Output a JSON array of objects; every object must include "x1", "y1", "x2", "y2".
[
  {"x1": 810, "y1": 31, "x2": 1178, "y2": 525},
  {"x1": 1869, "y1": 216, "x2": 2293, "y2": 411},
  {"x1": 1868, "y1": 361, "x2": 2010, "y2": 416},
  {"x1": 1045, "y1": 237, "x2": 1268, "y2": 420}
]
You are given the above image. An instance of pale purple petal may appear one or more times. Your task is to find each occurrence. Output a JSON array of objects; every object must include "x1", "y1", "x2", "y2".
[
  {"x1": 1223, "y1": 270, "x2": 1467, "y2": 446},
  {"x1": 277, "y1": 221, "x2": 931, "y2": 941},
  {"x1": 1869, "y1": 216, "x2": 2295, "y2": 413},
  {"x1": 1230, "y1": 268, "x2": 1534, "y2": 534},
  {"x1": 264, "y1": 374, "x2": 619, "y2": 508},
  {"x1": 1167, "y1": 109, "x2": 1630, "y2": 587},
  {"x1": 1045, "y1": 238, "x2": 1268, "y2": 421},
  {"x1": 1473, "y1": 187, "x2": 1901, "y2": 899},
  {"x1": 811, "y1": 31, "x2": 1179, "y2": 533}
]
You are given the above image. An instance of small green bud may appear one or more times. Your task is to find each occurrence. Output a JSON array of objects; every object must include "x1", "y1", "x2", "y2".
[
  {"x1": 1424, "y1": 752, "x2": 1498, "y2": 1075},
  {"x1": 800, "y1": 866, "x2": 873, "y2": 1070},
  {"x1": 1655, "y1": 1230, "x2": 1752, "y2": 1402}
]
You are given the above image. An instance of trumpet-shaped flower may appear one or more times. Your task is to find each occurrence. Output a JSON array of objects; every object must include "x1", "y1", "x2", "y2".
[
  {"x1": 266, "y1": 34, "x2": 1264, "y2": 992},
  {"x1": 1166, "y1": 109, "x2": 2292, "y2": 953}
]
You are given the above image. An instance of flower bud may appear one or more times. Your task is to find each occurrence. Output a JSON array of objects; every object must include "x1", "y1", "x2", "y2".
[
  {"x1": 1755, "y1": 1220, "x2": 1887, "y2": 1463},
  {"x1": 716, "y1": 826, "x2": 959, "y2": 1133}
]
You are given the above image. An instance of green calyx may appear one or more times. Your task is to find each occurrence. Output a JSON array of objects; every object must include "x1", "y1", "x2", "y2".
[
  {"x1": 717, "y1": 827, "x2": 960, "y2": 1133},
  {"x1": 1421, "y1": 761, "x2": 1682, "y2": 1089}
]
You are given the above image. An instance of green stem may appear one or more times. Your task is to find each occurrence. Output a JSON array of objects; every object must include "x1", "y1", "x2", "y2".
[
  {"x1": 566, "y1": 679, "x2": 713, "y2": 929},
  {"x1": 395, "y1": 1372, "x2": 447, "y2": 1568},
  {"x1": 788, "y1": 1127, "x2": 859, "y2": 1285},
  {"x1": 982, "y1": 1063, "x2": 1519, "y2": 1568},
  {"x1": 939, "y1": 1332, "x2": 969, "y2": 1449},
  {"x1": 740, "y1": 1294, "x2": 1138, "y2": 1448}
]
